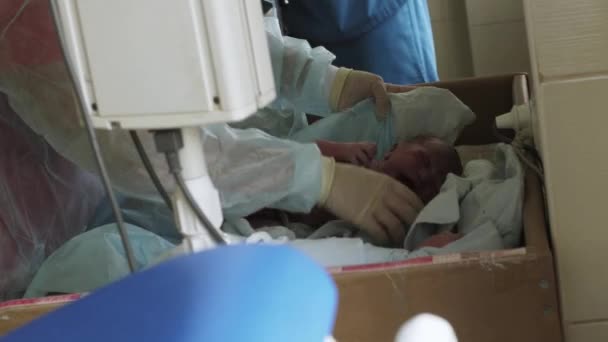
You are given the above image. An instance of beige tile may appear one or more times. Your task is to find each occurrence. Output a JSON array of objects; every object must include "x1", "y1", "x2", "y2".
[
  {"x1": 427, "y1": 0, "x2": 445, "y2": 22},
  {"x1": 465, "y1": 0, "x2": 524, "y2": 25},
  {"x1": 567, "y1": 321, "x2": 608, "y2": 342},
  {"x1": 432, "y1": 21, "x2": 474, "y2": 80},
  {"x1": 469, "y1": 21, "x2": 530, "y2": 76},
  {"x1": 431, "y1": 22, "x2": 450, "y2": 79},
  {"x1": 445, "y1": 0, "x2": 469, "y2": 22},
  {"x1": 537, "y1": 77, "x2": 608, "y2": 322},
  {"x1": 526, "y1": 0, "x2": 608, "y2": 78}
]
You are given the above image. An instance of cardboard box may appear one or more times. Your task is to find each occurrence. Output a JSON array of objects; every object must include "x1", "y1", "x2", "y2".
[
  {"x1": 0, "y1": 74, "x2": 562, "y2": 342},
  {"x1": 330, "y1": 74, "x2": 563, "y2": 342},
  {"x1": 0, "y1": 295, "x2": 84, "y2": 335}
]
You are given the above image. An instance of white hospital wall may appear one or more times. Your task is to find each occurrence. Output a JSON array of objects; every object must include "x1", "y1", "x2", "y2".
[
  {"x1": 524, "y1": 0, "x2": 608, "y2": 340},
  {"x1": 464, "y1": 0, "x2": 531, "y2": 76},
  {"x1": 429, "y1": 0, "x2": 532, "y2": 80},
  {"x1": 427, "y1": 0, "x2": 473, "y2": 80}
]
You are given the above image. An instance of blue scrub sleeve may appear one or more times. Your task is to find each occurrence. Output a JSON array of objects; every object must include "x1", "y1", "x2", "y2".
[{"x1": 280, "y1": 0, "x2": 439, "y2": 84}]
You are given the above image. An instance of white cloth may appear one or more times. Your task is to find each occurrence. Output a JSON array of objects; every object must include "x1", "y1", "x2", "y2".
[{"x1": 404, "y1": 144, "x2": 524, "y2": 253}]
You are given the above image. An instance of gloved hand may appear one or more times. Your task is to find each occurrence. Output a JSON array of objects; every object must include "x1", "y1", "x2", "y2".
[
  {"x1": 316, "y1": 140, "x2": 377, "y2": 167},
  {"x1": 318, "y1": 157, "x2": 424, "y2": 246},
  {"x1": 330, "y1": 68, "x2": 390, "y2": 120}
]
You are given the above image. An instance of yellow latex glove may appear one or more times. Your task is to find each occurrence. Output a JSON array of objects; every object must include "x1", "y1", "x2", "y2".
[
  {"x1": 318, "y1": 157, "x2": 424, "y2": 246},
  {"x1": 330, "y1": 68, "x2": 391, "y2": 120}
]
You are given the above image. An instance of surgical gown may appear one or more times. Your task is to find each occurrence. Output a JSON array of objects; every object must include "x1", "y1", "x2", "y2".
[{"x1": 0, "y1": 6, "x2": 339, "y2": 220}]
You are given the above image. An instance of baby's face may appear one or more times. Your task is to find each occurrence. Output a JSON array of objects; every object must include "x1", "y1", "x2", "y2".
[{"x1": 372, "y1": 136, "x2": 462, "y2": 203}]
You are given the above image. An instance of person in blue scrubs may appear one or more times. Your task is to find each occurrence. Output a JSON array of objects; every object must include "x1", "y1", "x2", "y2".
[{"x1": 280, "y1": 0, "x2": 439, "y2": 85}]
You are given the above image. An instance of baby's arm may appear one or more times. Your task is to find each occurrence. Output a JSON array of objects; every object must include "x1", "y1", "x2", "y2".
[
  {"x1": 315, "y1": 140, "x2": 377, "y2": 167},
  {"x1": 415, "y1": 231, "x2": 463, "y2": 249}
]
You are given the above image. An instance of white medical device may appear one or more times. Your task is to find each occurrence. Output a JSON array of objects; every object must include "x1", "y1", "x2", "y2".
[{"x1": 50, "y1": 0, "x2": 276, "y2": 252}]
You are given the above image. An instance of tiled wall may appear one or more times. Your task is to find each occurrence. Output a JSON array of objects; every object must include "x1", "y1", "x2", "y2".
[
  {"x1": 464, "y1": 0, "x2": 531, "y2": 76},
  {"x1": 428, "y1": 0, "x2": 531, "y2": 80},
  {"x1": 427, "y1": 0, "x2": 474, "y2": 80},
  {"x1": 523, "y1": 0, "x2": 608, "y2": 337}
]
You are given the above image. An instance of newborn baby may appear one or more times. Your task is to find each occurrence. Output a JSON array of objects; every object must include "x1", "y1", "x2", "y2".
[
  {"x1": 317, "y1": 135, "x2": 462, "y2": 204},
  {"x1": 249, "y1": 136, "x2": 463, "y2": 247},
  {"x1": 371, "y1": 135, "x2": 463, "y2": 204}
]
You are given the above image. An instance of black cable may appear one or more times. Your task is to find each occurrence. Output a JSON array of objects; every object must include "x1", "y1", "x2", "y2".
[
  {"x1": 491, "y1": 121, "x2": 549, "y2": 225},
  {"x1": 73, "y1": 108, "x2": 137, "y2": 273},
  {"x1": 129, "y1": 131, "x2": 173, "y2": 211},
  {"x1": 491, "y1": 123, "x2": 515, "y2": 144},
  {"x1": 523, "y1": 144, "x2": 544, "y2": 168},
  {"x1": 79, "y1": 119, "x2": 137, "y2": 273},
  {"x1": 165, "y1": 151, "x2": 226, "y2": 245},
  {"x1": 491, "y1": 123, "x2": 544, "y2": 171},
  {"x1": 274, "y1": 0, "x2": 288, "y2": 35},
  {"x1": 50, "y1": 2, "x2": 136, "y2": 273}
]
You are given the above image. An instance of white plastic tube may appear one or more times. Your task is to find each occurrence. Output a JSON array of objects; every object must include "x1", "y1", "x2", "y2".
[{"x1": 495, "y1": 103, "x2": 532, "y2": 131}]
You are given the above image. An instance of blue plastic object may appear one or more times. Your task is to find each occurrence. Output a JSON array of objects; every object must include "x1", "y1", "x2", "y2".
[{"x1": 2, "y1": 245, "x2": 337, "y2": 342}]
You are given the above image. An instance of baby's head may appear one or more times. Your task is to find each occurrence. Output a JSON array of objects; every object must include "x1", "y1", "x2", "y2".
[{"x1": 372, "y1": 136, "x2": 462, "y2": 203}]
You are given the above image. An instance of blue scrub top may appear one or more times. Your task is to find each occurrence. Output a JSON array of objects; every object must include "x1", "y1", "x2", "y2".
[{"x1": 281, "y1": 0, "x2": 439, "y2": 84}]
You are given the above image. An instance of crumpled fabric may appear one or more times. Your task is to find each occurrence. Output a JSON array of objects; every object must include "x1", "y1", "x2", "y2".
[
  {"x1": 85, "y1": 191, "x2": 180, "y2": 245},
  {"x1": 404, "y1": 144, "x2": 524, "y2": 252},
  {"x1": 24, "y1": 224, "x2": 175, "y2": 298},
  {"x1": 223, "y1": 219, "x2": 297, "y2": 241},
  {"x1": 22, "y1": 224, "x2": 410, "y2": 298},
  {"x1": 0, "y1": 93, "x2": 105, "y2": 300},
  {"x1": 244, "y1": 87, "x2": 476, "y2": 160},
  {"x1": 263, "y1": 17, "x2": 336, "y2": 116}
]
